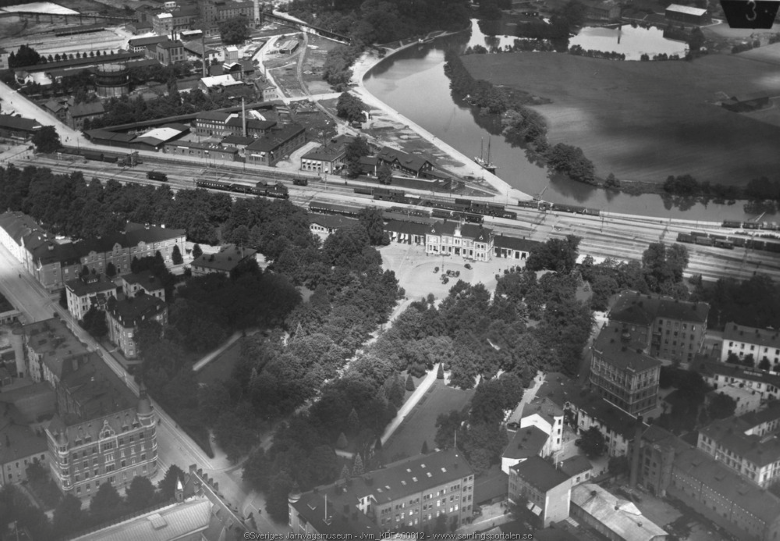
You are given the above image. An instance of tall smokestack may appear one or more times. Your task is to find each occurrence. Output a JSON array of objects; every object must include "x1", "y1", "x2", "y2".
[
  {"x1": 629, "y1": 415, "x2": 644, "y2": 488},
  {"x1": 242, "y1": 97, "x2": 247, "y2": 137},
  {"x1": 201, "y1": 31, "x2": 207, "y2": 78}
]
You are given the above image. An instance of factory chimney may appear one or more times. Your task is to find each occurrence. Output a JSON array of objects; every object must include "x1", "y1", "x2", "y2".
[
  {"x1": 242, "y1": 97, "x2": 247, "y2": 138},
  {"x1": 629, "y1": 415, "x2": 644, "y2": 488}
]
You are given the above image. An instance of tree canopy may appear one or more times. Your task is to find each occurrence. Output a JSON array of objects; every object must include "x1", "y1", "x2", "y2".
[
  {"x1": 32, "y1": 126, "x2": 61, "y2": 154},
  {"x1": 219, "y1": 16, "x2": 251, "y2": 45}
]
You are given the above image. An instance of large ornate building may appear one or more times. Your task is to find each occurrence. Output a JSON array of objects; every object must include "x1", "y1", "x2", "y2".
[
  {"x1": 425, "y1": 221, "x2": 494, "y2": 262},
  {"x1": 45, "y1": 357, "x2": 157, "y2": 496}
]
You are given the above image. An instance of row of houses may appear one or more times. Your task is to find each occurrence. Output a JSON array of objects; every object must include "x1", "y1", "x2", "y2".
[{"x1": 0, "y1": 212, "x2": 186, "y2": 291}]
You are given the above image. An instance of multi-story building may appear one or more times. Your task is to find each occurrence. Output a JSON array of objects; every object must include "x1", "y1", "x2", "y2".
[
  {"x1": 697, "y1": 405, "x2": 780, "y2": 488},
  {"x1": 300, "y1": 145, "x2": 347, "y2": 174},
  {"x1": 246, "y1": 124, "x2": 307, "y2": 167},
  {"x1": 121, "y1": 270, "x2": 165, "y2": 300},
  {"x1": 501, "y1": 425, "x2": 550, "y2": 474},
  {"x1": 191, "y1": 245, "x2": 257, "y2": 277},
  {"x1": 701, "y1": 360, "x2": 780, "y2": 401},
  {"x1": 590, "y1": 325, "x2": 662, "y2": 416},
  {"x1": 0, "y1": 400, "x2": 49, "y2": 486},
  {"x1": 197, "y1": 0, "x2": 254, "y2": 35},
  {"x1": 66, "y1": 102, "x2": 105, "y2": 130},
  {"x1": 289, "y1": 449, "x2": 474, "y2": 536},
  {"x1": 706, "y1": 386, "x2": 762, "y2": 416},
  {"x1": 65, "y1": 274, "x2": 118, "y2": 322},
  {"x1": 721, "y1": 323, "x2": 780, "y2": 368},
  {"x1": 376, "y1": 147, "x2": 433, "y2": 178},
  {"x1": 521, "y1": 396, "x2": 565, "y2": 457},
  {"x1": 0, "y1": 323, "x2": 25, "y2": 378},
  {"x1": 128, "y1": 36, "x2": 168, "y2": 53},
  {"x1": 194, "y1": 110, "x2": 232, "y2": 136},
  {"x1": 425, "y1": 221, "x2": 494, "y2": 262},
  {"x1": 45, "y1": 356, "x2": 157, "y2": 496},
  {"x1": 164, "y1": 140, "x2": 239, "y2": 161},
  {"x1": 225, "y1": 117, "x2": 276, "y2": 138},
  {"x1": 508, "y1": 455, "x2": 571, "y2": 528},
  {"x1": 106, "y1": 296, "x2": 168, "y2": 359},
  {"x1": 0, "y1": 213, "x2": 186, "y2": 291},
  {"x1": 154, "y1": 39, "x2": 186, "y2": 66},
  {"x1": 23, "y1": 318, "x2": 91, "y2": 386},
  {"x1": 608, "y1": 291, "x2": 710, "y2": 363}
]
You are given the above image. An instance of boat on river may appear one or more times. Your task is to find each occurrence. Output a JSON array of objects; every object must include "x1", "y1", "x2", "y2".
[{"x1": 474, "y1": 137, "x2": 496, "y2": 173}]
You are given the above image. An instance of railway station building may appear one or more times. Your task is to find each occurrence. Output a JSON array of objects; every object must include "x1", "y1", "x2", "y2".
[
  {"x1": 425, "y1": 221, "x2": 494, "y2": 262},
  {"x1": 493, "y1": 235, "x2": 540, "y2": 261}
]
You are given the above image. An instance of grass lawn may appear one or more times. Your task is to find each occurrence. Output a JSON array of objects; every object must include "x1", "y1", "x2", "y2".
[
  {"x1": 195, "y1": 339, "x2": 241, "y2": 384},
  {"x1": 460, "y1": 52, "x2": 780, "y2": 185},
  {"x1": 382, "y1": 380, "x2": 474, "y2": 462}
]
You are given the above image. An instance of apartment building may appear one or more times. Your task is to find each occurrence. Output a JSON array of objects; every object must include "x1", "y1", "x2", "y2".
[
  {"x1": 697, "y1": 405, "x2": 780, "y2": 488},
  {"x1": 590, "y1": 325, "x2": 662, "y2": 415},
  {"x1": 65, "y1": 275, "x2": 118, "y2": 321},
  {"x1": 23, "y1": 318, "x2": 90, "y2": 386},
  {"x1": 425, "y1": 221, "x2": 494, "y2": 262},
  {"x1": 700, "y1": 360, "x2": 780, "y2": 401},
  {"x1": 106, "y1": 296, "x2": 167, "y2": 359},
  {"x1": 121, "y1": 270, "x2": 165, "y2": 300},
  {"x1": 508, "y1": 456, "x2": 572, "y2": 528},
  {"x1": 289, "y1": 449, "x2": 474, "y2": 537},
  {"x1": 609, "y1": 291, "x2": 710, "y2": 363},
  {"x1": 721, "y1": 323, "x2": 780, "y2": 368},
  {"x1": 45, "y1": 358, "x2": 157, "y2": 496}
]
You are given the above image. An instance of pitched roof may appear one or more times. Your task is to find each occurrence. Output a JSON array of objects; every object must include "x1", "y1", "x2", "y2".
[
  {"x1": 302, "y1": 145, "x2": 346, "y2": 162},
  {"x1": 724, "y1": 322, "x2": 780, "y2": 351},
  {"x1": 196, "y1": 110, "x2": 232, "y2": 122},
  {"x1": 461, "y1": 223, "x2": 493, "y2": 243},
  {"x1": 308, "y1": 214, "x2": 360, "y2": 231},
  {"x1": 0, "y1": 420, "x2": 48, "y2": 467},
  {"x1": 699, "y1": 415, "x2": 780, "y2": 467},
  {"x1": 610, "y1": 291, "x2": 709, "y2": 325},
  {"x1": 699, "y1": 360, "x2": 780, "y2": 389},
  {"x1": 666, "y1": 3, "x2": 707, "y2": 15},
  {"x1": 522, "y1": 396, "x2": 563, "y2": 426},
  {"x1": 125, "y1": 222, "x2": 186, "y2": 244},
  {"x1": 72, "y1": 498, "x2": 212, "y2": 541},
  {"x1": 225, "y1": 117, "x2": 276, "y2": 131},
  {"x1": 69, "y1": 102, "x2": 105, "y2": 118},
  {"x1": 593, "y1": 325, "x2": 663, "y2": 373},
  {"x1": 503, "y1": 425, "x2": 548, "y2": 460},
  {"x1": 129, "y1": 36, "x2": 169, "y2": 48},
  {"x1": 0, "y1": 212, "x2": 45, "y2": 246},
  {"x1": 122, "y1": 270, "x2": 165, "y2": 293},
  {"x1": 511, "y1": 455, "x2": 570, "y2": 493},
  {"x1": 108, "y1": 295, "x2": 166, "y2": 328},
  {"x1": 494, "y1": 235, "x2": 541, "y2": 252},
  {"x1": 559, "y1": 455, "x2": 592, "y2": 478},
  {"x1": 384, "y1": 219, "x2": 431, "y2": 237},
  {"x1": 571, "y1": 484, "x2": 666, "y2": 541},
  {"x1": 246, "y1": 123, "x2": 306, "y2": 152},
  {"x1": 0, "y1": 114, "x2": 42, "y2": 132},
  {"x1": 158, "y1": 39, "x2": 184, "y2": 50},
  {"x1": 376, "y1": 146, "x2": 432, "y2": 172},
  {"x1": 66, "y1": 275, "x2": 117, "y2": 297}
]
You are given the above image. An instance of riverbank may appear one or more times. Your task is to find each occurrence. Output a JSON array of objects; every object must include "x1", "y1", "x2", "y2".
[{"x1": 350, "y1": 34, "x2": 534, "y2": 202}]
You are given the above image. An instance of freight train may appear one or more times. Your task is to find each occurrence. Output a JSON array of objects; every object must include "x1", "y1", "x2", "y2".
[
  {"x1": 196, "y1": 179, "x2": 289, "y2": 199},
  {"x1": 677, "y1": 231, "x2": 780, "y2": 254},
  {"x1": 722, "y1": 220, "x2": 780, "y2": 231}
]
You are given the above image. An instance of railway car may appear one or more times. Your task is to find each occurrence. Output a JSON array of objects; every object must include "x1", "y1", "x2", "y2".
[
  {"x1": 694, "y1": 237, "x2": 714, "y2": 246},
  {"x1": 708, "y1": 234, "x2": 727, "y2": 241},
  {"x1": 432, "y1": 209, "x2": 453, "y2": 219},
  {"x1": 582, "y1": 208, "x2": 601, "y2": 217},
  {"x1": 197, "y1": 179, "x2": 228, "y2": 191},
  {"x1": 147, "y1": 171, "x2": 168, "y2": 182},
  {"x1": 502, "y1": 210, "x2": 518, "y2": 220},
  {"x1": 256, "y1": 181, "x2": 289, "y2": 199},
  {"x1": 293, "y1": 177, "x2": 309, "y2": 186},
  {"x1": 82, "y1": 151, "x2": 104, "y2": 162},
  {"x1": 677, "y1": 233, "x2": 694, "y2": 243},
  {"x1": 747, "y1": 239, "x2": 767, "y2": 250},
  {"x1": 690, "y1": 231, "x2": 708, "y2": 238},
  {"x1": 731, "y1": 237, "x2": 747, "y2": 248},
  {"x1": 714, "y1": 239, "x2": 734, "y2": 249},
  {"x1": 538, "y1": 202, "x2": 552, "y2": 212},
  {"x1": 722, "y1": 220, "x2": 741, "y2": 228},
  {"x1": 454, "y1": 198, "x2": 473, "y2": 207},
  {"x1": 354, "y1": 187, "x2": 373, "y2": 195},
  {"x1": 517, "y1": 200, "x2": 539, "y2": 209},
  {"x1": 760, "y1": 222, "x2": 779, "y2": 231},
  {"x1": 231, "y1": 184, "x2": 254, "y2": 194},
  {"x1": 743, "y1": 222, "x2": 760, "y2": 230},
  {"x1": 765, "y1": 242, "x2": 780, "y2": 253},
  {"x1": 310, "y1": 200, "x2": 361, "y2": 217}
]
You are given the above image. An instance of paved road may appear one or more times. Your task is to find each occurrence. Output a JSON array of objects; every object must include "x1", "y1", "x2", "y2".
[{"x1": 0, "y1": 243, "x2": 57, "y2": 323}]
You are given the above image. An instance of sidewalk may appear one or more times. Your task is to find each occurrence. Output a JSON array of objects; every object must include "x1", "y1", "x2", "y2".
[{"x1": 379, "y1": 363, "x2": 440, "y2": 446}]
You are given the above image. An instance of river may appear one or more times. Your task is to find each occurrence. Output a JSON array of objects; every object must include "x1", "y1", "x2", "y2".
[{"x1": 363, "y1": 21, "x2": 766, "y2": 222}]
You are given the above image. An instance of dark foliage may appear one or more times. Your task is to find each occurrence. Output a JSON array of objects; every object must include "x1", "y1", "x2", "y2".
[
  {"x1": 31, "y1": 126, "x2": 61, "y2": 154},
  {"x1": 219, "y1": 16, "x2": 251, "y2": 45}
]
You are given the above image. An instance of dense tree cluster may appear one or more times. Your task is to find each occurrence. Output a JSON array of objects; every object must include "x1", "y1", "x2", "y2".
[
  {"x1": 344, "y1": 136, "x2": 371, "y2": 178},
  {"x1": 336, "y1": 92, "x2": 366, "y2": 123},
  {"x1": 515, "y1": 0, "x2": 586, "y2": 39},
  {"x1": 219, "y1": 16, "x2": 251, "y2": 45},
  {"x1": 525, "y1": 235, "x2": 581, "y2": 274},
  {"x1": 288, "y1": 0, "x2": 470, "y2": 89},
  {"x1": 0, "y1": 463, "x2": 189, "y2": 541},
  {"x1": 656, "y1": 366, "x2": 710, "y2": 433},
  {"x1": 31, "y1": 125, "x2": 61, "y2": 154},
  {"x1": 690, "y1": 274, "x2": 780, "y2": 330},
  {"x1": 8, "y1": 44, "x2": 42, "y2": 68},
  {"x1": 546, "y1": 143, "x2": 596, "y2": 185}
]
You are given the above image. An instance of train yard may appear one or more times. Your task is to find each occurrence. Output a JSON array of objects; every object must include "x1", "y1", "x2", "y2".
[{"x1": 11, "y1": 152, "x2": 780, "y2": 284}]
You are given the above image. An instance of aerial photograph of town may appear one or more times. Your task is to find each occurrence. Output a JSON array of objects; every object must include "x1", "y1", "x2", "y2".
[{"x1": 0, "y1": 0, "x2": 778, "y2": 538}]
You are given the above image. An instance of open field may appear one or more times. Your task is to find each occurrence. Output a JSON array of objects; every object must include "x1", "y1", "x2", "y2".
[
  {"x1": 301, "y1": 35, "x2": 339, "y2": 95},
  {"x1": 460, "y1": 52, "x2": 780, "y2": 185},
  {"x1": 382, "y1": 380, "x2": 473, "y2": 461}
]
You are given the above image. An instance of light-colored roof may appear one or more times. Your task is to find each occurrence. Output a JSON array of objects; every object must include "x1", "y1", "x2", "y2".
[
  {"x1": 200, "y1": 74, "x2": 243, "y2": 88},
  {"x1": 666, "y1": 3, "x2": 707, "y2": 15},
  {"x1": 156, "y1": 12, "x2": 173, "y2": 18},
  {"x1": 138, "y1": 126, "x2": 184, "y2": 142},
  {"x1": 572, "y1": 484, "x2": 666, "y2": 541},
  {"x1": 73, "y1": 499, "x2": 212, "y2": 541}
]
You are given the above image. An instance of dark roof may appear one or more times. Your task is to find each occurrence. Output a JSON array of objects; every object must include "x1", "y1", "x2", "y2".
[
  {"x1": 384, "y1": 219, "x2": 431, "y2": 237},
  {"x1": 108, "y1": 294, "x2": 166, "y2": 328},
  {"x1": 66, "y1": 275, "x2": 117, "y2": 297},
  {"x1": 129, "y1": 35, "x2": 168, "y2": 47},
  {"x1": 246, "y1": 123, "x2": 305, "y2": 152},
  {"x1": 0, "y1": 212, "x2": 45, "y2": 245},
  {"x1": 699, "y1": 414, "x2": 780, "y2": 467},
  {"x1": 503, "y1": 425, "x2": 548, "y2": 460},
  {"x1": 376, "y1": 146, "x2": 433, "y2": 172},
  {"x1": 23, "y1": 317, "x2": 91, "y2": 379},
  {"x1": 593, "y1": 325, "x2": 662, "y2": 373},
  {"x1": 70, "y1": 101, "x2": 105, "y2": 118},
  {"x1": 723, "y1": 322, "x2": 780, "y2": 350},
  {"x1": 461, "y1": 223, "x2": 493, "y2": 243},
  {"x1": 302, "y1": 146, "x2": 346, "y2": 162},
  {"x1": 700, "y1": 360, "x2": 780, "y2": 389},
  {"x1": 610, "y1": 291, "x2": 710, "y2": 325},
  {"x1": 192, "y1": 244, "x2": 257, "y2": 272},
  {"x1": 473, "y1": 466, "x2": 508, "y2": 504},
  {"x1": 123, "y1": 270, "x2": 165, "y2": 293},
  {"x1": 221, "y1": 135, "x2": 254, "y2": 146},
  {"x1": 196, "y1": 110, "x2": 232, "y2": 122},
  {"x1": 0, "y1": 114, "x2": 42, "y2": 132},
  {"x1": 511, "y1": 455, "x2": 570, "y2": 493},
  {"x1": 225, "y1": 117, "x2": 276, "y2": 131},
  {"x1": 494, "y1": 235, "x2": 541, "y2": 252},
  {"x1": 559, "y1": 455, "x2": 592, "y2": 478},
  {"x1": 0, "y1": 419, "x2": 48, "y2": 466},
  {"x1": 23, "y1": 52, "x2": 144, "y2": 73},
  {"x1": 158, "y1": 39, "x2": 184, "y2": 50},
  {"x1": 84, "y1": 129, "x2": 136, "y2": 143},
  {"x1": 521, "y1": 396, "x2": 563, "y2": 425},
  {"x1": 125, "y1": 222, "x2": 186, "y2": 244},
  {"x1": 308, "y1": 214, "x2": 359, "y2": 231},
  {"x1": 164, "y1": 140, "x2": 238, "y2": 153}
]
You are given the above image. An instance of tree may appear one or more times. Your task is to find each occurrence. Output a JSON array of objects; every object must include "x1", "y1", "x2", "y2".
[
  {"x1": 89, "y1": 482, "x2": 123, "y2": 523},
  {"x1": 157, "y1": 464, "x2": 185, "y2": 501},
  {"x1": 172, "y1": 244, "x2": 183, "y2": 265},
  {"x1": 608, "y1": 455, "x2": 630, "y2": 476},
  {"x1": 126, "y1": 476, "x2": 155, "y2": 511},
  {"x1": 576, "y1": 427, "x2": 606, "y2": 458},
  {"x1": 192, "y1": 243, "x2": 203, "y2": 260},
  {"x1": 421, "y1": 440, "x2": 430, "y2": 454},
  {"x1": 80, "y1": 306, "x2": 108, "y2": 339},
  {"x1": 59, "y1": 288, "x2": 68, "y2": 309},
  {"x1": 31, "y1": 125, "x2": 61, "y2": 154},
  {"x1": 9, "y1": 44, "x2": 41, "y2": 68},
  {"x1": 336, "y1": 92, "x2": 366, "y2": 123},
  {"x1": 265, "y1": 472, "x2": 294, "y2": 522},
  {"x1": 378, "y1": 163, "x2": 393, "y2": 185},
  {"x1": 219, "y1": 16, "x2": 250, "y2": 45},
  {"x1": 707, "y1": 392, "x2": 736, "y2": 420},
  {"x1": 759, "y1": 357, "x2": 772, "y2": 371},
  {"x1": 358, "y1": 207, "x2": 388, "y2": 245},
  {"x1": 347, "y1": 408, "x2": 360, "y2": 435},
  {"x1": 352, "y1": 453, "x2": 365, "y2": 476},
  {"x1": 344, "y1": 137, "x2": 370, "y2": 178},
  {"x1": 525, "y1": 235, "x2": 581, "y2": 273},
  {"x1": 604, "y1": 172, "x2": 620, "y2": 189},
  {"x1": 106, "y1": 262, "x2": 117, "y2": 277},
  {"x1": 53, "y1": 494, "x2": 87, "y2": 537},
  {"x1": 405, "y1": 374, "x2": 416, "y2": 391},
  {"x1": 336, "y1": 432, "x2": 348, "y2": 449}
]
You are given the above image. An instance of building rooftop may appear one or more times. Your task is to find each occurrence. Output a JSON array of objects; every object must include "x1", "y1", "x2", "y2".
[
  {"x1": 0, "y1": 416, "x2": 48, "y2": 466},
  {"x1": 66, "y1": 274, "x2": 117, "y2": 298},
  {"x1": 192, "y1": 244, "x2": 257, "y2": 273},
  {"x1": 384, "y1": 219, "x2": 432, "y2": 237},
  {"x1": 699, "y1": 360, "x2": 780, "y2": 389},
  {"x1": 23, "y1": 318, "x2": 90, "y2": 380},
  {"x1": 225, "y1": 117, "x2": 276, "y2": 131},
  {"x1": 522, "y1": 396, "x2": 564, "y2": 426},
  {"x1": 123, "y1": 270, "x2": 165, "y2": 293},
  {"x1": 246, "y1": 123, "x2": 306, "y2": 153},
  {"x1": 511, "y1": 455, "x2": 570, "y2": 493},
  {"x1": 72, "y1": 499, "x2": 212, "y2": 541},
  {"x1": 666, "y1": 3, "x2": 707, "y2": 15},
  {"x1": 673, "y1": 447, "x2": 780, "y2": 524},
  {"x1": 699, "y1": 414, "x2": 780, "y2": 467},
  {"x1": 0, "y1": 212, "x2": 45, "y2": 246},
  {"x1": 0, "y1": 114, "x2": 42, "y2": 132},
  {"x1": 196, "y1": 110, "x2": 232, "y2": 122},
  {"x1": 125, "y1": 222, "x2": 185, "y2": 245},
  {"x1": 108, "y1": 295, "x2": 166, "y2": 328},
  {"x1": 158, "y1": 39, "x2": 184, "y2": 50},
  {"x1": 302, "y1": 145, "x2": 346, "y2": 162},
  {"x1": 494, "y1": 235, "x2": 541, "y2": 253},
  {"x1": 165, "y1": 140, "x2": 238, "y2": 153},
  {"x1": 376, "y1": 146, "x2": 433, "y2": 173},
  {"x1": 610, "y1": 291, "x2": 710, "y2": 325},
  {"x1": 724, "y1": 322, "x2": 780, "y2": 351},
  {"x1": 559, "y1": 455, "x2": 592, "y2": 479},
  {"x1": 571, "y1": 483, "x2": 666, "y2": 541},
  {"x1": 593, "y1": 325, "x2": 662, "y2": 373},
  {"x1": 0, "y1": 382, "x2": 56, "y2": 424},
  {"x1": 503, "y1": 425, "x2": 549, "y2": 460},
  {"x1": 200, "y1": 74, "x2": 244, "y2": 88},
  {"x1": 309, "y1": 214, "x2": 360, "y2": 231}
]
